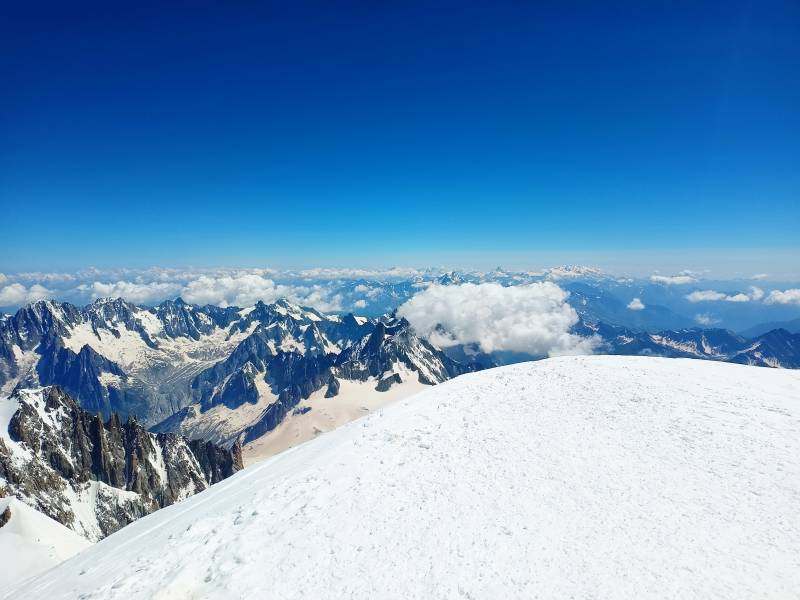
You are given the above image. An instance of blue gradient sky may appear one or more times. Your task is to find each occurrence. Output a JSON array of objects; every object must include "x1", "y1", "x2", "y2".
[{"x1": 1, "y1": 1, "x2": 798, "y2": 273}]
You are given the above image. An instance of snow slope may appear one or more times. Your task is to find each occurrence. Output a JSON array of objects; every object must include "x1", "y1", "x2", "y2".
[
  {"x1": 0, "y1": 498, "x2": 90, "y2": 594},
  {"x1": 7, "y1": 356, "x2": 800, "y2": 599},
  {"x1": 242, "y1": 368, "x2": 429, "y2": 462}
]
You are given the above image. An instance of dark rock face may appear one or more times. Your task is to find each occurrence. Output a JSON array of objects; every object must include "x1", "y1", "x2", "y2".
[
  {"x1": 0, "y1": 386, "x2": 242, "y2": 541},
  {"x1": 333, "y1": 318, "x2": 469, "y2": 385},
  {"x1": 35, "y1": 339, "x2": 139, "y2": 418},
  {"x1": 153, "y1": 298, "x2": 241, "y2": 341},
  {"x1": 188, "y1": 438, "x2": 243, "y2": 485},
  {"x1": 375, "y1": 373, "x2": 403, "y2": 392},
  {"x1": 324, "y1": 375, "x2": 340, "y2": 398}
]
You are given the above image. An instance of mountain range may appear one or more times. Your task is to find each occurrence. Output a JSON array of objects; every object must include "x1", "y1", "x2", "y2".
[
  {"x1": 0, "y1": 299, "x2": 472, "y2": 456},
  {"x1": 2, "y1": 297, "x2": 799, "y2": 458}
]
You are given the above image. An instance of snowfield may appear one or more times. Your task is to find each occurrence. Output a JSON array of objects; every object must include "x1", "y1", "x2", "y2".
[
  {"x1": 6, "y1": 356, "x2": 800, "y2": 599},
  {"x1": 0, "y1": 498, "x2": 90, "y2": 593}
]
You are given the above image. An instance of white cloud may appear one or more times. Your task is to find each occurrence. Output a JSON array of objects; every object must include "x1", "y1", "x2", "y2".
[
  {"x1": 78, "y1": 281, "x2": 183, "y2": 305},
  {"x1": 650, "y1": 274, "x2": 697, "y2": 285},
  {"x1": 627, "y1": 297, "x2": 645, "y2": 311},
  {"x1": 0, "y1": 283, "x2": 52, "y2": 306},
  {"x1": 350, "y1": 284, "x2": 382, "y2": 300},
  {"x1": 725, "y1": 293, "x2": 751, "y2": 303},
  {"x1": 180, "y1": 274, "x2": 342, "y2": 311},
  {"x1": 694, "y1": 313, "x2": 718, "y2": 326},
  {"x1": 181, "y1": 274, "x2": 290, "y2": 307},
  {"x1": 751, "y1": 273, "x2": 769, "y2": 281},
  {"x1": 686, "y1": 286, "x2": 763, "y2": 303},
  {"x1": 764, "y1": 289, "x2": 800, "y2": 305},
  {"x1": 298, "y1": 286, "x2": 342, "y2": 313},
  {"x1": 0, "y1": 273, "x2": 7, "y2": 285},
  {"x1": 686, "y1": 290, "x2": 727, "y2": 302},
  {"x1": 297, "y1": 267, "x2": 424, "y2": 280},
  {"x1": 14, "y1": 271, "x2": 77, "y2": 283},
  {"x1": 397, "y1": 282, "x2": 596, "y2": 357},
  {"x1": 353, "y1": 299, "x2": 367, "y2": 309}
]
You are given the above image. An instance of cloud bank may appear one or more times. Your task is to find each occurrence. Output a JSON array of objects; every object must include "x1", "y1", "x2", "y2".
[
  {"x1": 650, "y1": 274, "x2": 697, "y2": 285},
  {"x1": 78, "y1": 281, "x2": 183, "y2": 305},
  {"x1": 764, "y1": 289, "x2": 800, "y2": 305},
  {"x1": 0, "y1": 283, "x2": 52, "y2": 305},
  {"x1": 397, "y1": 282, "x2": 596, "y2": 357},
  {"x1": 686, "y1": 287, "x2": 763, "y2": 303}
]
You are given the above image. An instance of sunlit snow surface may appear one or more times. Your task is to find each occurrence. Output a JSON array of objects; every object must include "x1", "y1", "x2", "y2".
[
  {"x1": 7, "y1": 356, "x2": 800, "y2": 599},
  {"x1": 0, "y1": 498, "x2": 90, "y2": 593}
]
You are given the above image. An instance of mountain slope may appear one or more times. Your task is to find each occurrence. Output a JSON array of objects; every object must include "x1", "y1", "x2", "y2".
[
  {"x1": 10, "y1": 357, "x2": 800, "y2": 600},
  {"x1": 0, "y1": 498, "x2": 90, "y2": 593}
]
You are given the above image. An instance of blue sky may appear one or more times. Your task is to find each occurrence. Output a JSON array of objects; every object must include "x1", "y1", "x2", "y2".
[{"x1": 1, "y1": 1, "x2": 798, "y2": 273}]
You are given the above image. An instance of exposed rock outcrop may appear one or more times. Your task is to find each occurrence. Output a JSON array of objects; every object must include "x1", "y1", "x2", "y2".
[{"x1": 0, "y1": 386, "x2": 242, "y2": 541}]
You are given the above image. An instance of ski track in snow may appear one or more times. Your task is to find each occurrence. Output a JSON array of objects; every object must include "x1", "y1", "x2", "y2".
[{"x1": 7, "y1": 356, "x2": 800, "y2": 599}]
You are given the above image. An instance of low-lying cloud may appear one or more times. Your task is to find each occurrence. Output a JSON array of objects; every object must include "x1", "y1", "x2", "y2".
[
  {"x1": 764, "y1": 288, "x2": 800, "y2": 305},
  {"x1": 297, "y1": 267, "x2": 424, "y2": 279},
  {"x1": 650, "y1": 274, "x2": 697, "y2": 285},
  {"x1": 78, "y1": 281, "x2": 183, "y2": 305},
  {"x1": 694, "y1": 313, "x2": 718, "y2": 326},
  {"x1": 0, "y1": 269, "x2": 344, "y2": 313},
  {"x1": 686, "y1": 287, "x2": 763, "y2": 303},
  {"x1": 397, "y1": 282, "x2": 596, "y2": 357},
  {"x1": 180, "y1": 274, "x2": 342, "y2": 311},
  {"x1": 627, "y1": 297, "x2": 645, "y2": 310},
  {"x1": 0, "y1": 283, "x2": 52, "y2": 306}
]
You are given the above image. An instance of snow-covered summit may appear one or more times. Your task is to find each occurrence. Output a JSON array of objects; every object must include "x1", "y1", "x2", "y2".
[
  {"x1": 10, "y1": 356, "x2": 800, "y2": 599},
  {"x1": 544, "y1": 264, "x2": 606, "y2": 279}
]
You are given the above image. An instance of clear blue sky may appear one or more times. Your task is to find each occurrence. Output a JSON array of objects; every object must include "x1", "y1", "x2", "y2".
[{"x1": 1, "y1": 1, "x2": 798, "y2": 272}]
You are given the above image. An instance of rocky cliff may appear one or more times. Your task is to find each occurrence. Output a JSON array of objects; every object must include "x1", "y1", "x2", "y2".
[{"x1": 0, "y1": 386, "x2": 242, "y2": 541}]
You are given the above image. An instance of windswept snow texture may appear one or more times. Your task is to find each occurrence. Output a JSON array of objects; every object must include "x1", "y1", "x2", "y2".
[
  {"x1": 8, "y1": 356, "x2": 800, "y2": 599},
  {"x1": 0, "y1": 498, "x2": 90, "y2": 593}
]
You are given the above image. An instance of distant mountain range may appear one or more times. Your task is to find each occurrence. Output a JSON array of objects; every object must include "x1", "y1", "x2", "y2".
[
  {"x1": 580, "y1": 322, "x2": 800, "y2": 369},
  {"x1": 739, "y1": 318, "x2": 800, "y2": 338},
  {"x1": 1, "y1": 297, "x2": 799, "y2": 460},
  {"x1": 1, "y1": 299, "x2": 472, "y2": 451}
]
